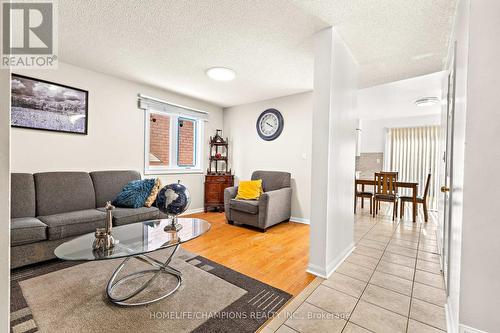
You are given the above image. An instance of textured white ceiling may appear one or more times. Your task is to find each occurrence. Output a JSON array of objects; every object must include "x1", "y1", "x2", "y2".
[
  {"x1": 58, "y1": 0, "x2": 456, "y2": 107},
  {"x1": 358, "y1": 71, "x2": 445, "y2": 120}
]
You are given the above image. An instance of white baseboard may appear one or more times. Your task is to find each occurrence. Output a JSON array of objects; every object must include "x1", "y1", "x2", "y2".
[
  {"x1": 289, "y1": 216, "x2": 310, "y2": 224},
  {"x1": 307, "y1": 243, "x2": 355, "y2": 279},
  {"x1": 181, "y1": 211, "x2": 311, "y2": 224},
  {"x1": 445, "y1": 303, "x2": 456, "y2": 333},
  {"x1": 180, "y1": 208, "x2": 204, "y2": 216},
  {"x1": 306, "y1": 263, "x2": 328, "y2": 278},
  {"x1": 459, "y1": 324, "x2": 488, "y2": 333},
  {"x1": 180, "y1": 211, "x2": 311, "y2": 225}
]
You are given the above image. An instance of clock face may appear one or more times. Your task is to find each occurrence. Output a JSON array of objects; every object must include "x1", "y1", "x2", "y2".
[{"x1": 256, "y1": 108, "x2": 284, "y2": 141}]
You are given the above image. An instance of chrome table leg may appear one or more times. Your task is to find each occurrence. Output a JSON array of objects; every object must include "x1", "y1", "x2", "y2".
[{"x1": 106, "y1": 244, "x2": 182, "y2": 306}]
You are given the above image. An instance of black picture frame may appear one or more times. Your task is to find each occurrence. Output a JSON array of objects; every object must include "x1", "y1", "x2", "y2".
[
  {"x1": 256, "y1": 108, "x2": 284, "y2": 141},
  {"x1": 11, "y1": 74, "x2": 89, "y2": 135}
]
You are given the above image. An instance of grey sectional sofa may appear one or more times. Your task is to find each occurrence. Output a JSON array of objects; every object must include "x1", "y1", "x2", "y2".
[{"x1": 11, "y1": 170, "x2": 160, "y2": 269}]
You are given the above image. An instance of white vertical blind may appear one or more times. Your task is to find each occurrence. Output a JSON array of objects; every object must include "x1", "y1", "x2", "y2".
[
  {"x1": 138, "y1": 94, "x2": 209, "y2": 121},
  {"x1": 386, "y1": 126, "x2": 441, "y2": 209}
]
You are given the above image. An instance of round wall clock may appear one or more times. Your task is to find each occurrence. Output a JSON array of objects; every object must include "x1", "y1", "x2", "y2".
[{"x1": 256, "y1": 108, "x2": 284, "y2": 141}]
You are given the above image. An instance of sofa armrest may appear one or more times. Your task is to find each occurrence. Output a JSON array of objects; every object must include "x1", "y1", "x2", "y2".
[
  {"x1": 224, "y1": 186, "x2": 238, "y2": 221},
  {"x1": 258, "y1": 187, "x2": 292, "y2": 229}
]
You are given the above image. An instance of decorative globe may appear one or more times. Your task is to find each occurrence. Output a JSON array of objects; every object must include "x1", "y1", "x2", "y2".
[{"x1": 156, "y1": 181, "x2": 191, "y2": 217}]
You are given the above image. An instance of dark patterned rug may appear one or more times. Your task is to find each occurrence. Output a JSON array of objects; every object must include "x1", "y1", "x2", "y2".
[{"x1": 10, "y1": 250, "x2": 291, "y2": 333}]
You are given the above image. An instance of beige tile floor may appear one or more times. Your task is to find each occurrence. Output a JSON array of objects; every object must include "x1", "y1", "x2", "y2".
[{"x1": 263, "y1": 204, "x2": 447, "y2": 333}]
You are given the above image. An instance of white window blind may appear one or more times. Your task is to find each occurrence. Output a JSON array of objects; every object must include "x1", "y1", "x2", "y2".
[
  {"x1": 385, "y1": 126, "x2": 441, "y2": 209},
  {"x1": 138, "y1": 94, "x2": 209, "y2": 121}
]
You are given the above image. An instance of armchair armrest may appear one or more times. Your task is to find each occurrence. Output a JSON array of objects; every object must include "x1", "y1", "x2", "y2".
[
  {"x1": 258, "y1": 187, "x2": 292, "y2": 229},
  {"x1": 224, "y1": 186, "x2": 238, "y2": 221}
]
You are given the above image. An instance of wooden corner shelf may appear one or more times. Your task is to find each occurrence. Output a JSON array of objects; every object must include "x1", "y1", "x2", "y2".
[{"x1": 205, "y1": 129, "x2": 233, "y2": 212}]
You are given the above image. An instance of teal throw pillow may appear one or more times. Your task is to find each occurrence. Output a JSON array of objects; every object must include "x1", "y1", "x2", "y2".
[{"x1": 112, "y1": 179, "x2": 157, "y2": 208}]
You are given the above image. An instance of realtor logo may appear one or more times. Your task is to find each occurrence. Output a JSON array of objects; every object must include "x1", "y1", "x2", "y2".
[{"x1": 1, "y1": 0, "x2": 58, "y2": 68}]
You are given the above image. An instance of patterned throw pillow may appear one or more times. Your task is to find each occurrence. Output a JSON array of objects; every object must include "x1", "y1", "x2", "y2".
[
  {"x1": 144, "y1": 178, "x2": 162, "y2": 207},
  {"x1": 112, "y1": 179, "x2": 157, "y2": 208}
]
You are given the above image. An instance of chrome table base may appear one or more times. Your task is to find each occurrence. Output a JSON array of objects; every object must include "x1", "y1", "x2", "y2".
[{"x1": 106, "y1": 244, "x2": 182, "y2": 306}]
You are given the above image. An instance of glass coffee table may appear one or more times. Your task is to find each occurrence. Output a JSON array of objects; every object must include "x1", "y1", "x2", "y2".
[{"x1": 55, "y1": 218, "x2": 210, "y2": 306}]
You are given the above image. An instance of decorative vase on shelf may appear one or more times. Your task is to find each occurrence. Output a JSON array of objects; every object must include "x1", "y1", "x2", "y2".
[{"x1": 208, "y1": 129, "x2": 231, "y2": 175}]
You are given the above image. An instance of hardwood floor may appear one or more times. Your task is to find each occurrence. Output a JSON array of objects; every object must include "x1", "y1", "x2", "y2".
[{"x1": 181, "y1": 212, "x2": 314, "y2": 296}]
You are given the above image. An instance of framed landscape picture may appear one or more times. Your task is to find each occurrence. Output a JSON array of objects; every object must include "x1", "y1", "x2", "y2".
[{"x1": 11, "y1": 74, "x2": 88, "y2": 134}]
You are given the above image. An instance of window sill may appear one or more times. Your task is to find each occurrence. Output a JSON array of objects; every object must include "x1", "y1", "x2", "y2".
[{"x1": 144, "y1": 169, "x2": 204, "y2": 175}]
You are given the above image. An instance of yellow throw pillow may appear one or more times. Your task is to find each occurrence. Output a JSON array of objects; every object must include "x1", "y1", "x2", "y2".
[
  {"x1": 236, "y1": 179, "x2": 263, "y2": 200},
  {"x1": 144, "y1": 178, "x2": 162, "y2": 207}
]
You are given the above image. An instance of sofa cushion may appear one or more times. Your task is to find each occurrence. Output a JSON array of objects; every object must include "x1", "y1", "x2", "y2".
[
  {"x1": 34, "y1": 172, "x2": 96, "y2": 216},
  {"x1": 90, "y1": 170, "x2": 141, "y2": 207},
  {"x1": 38, "y1": 209, "x2": 107, "y2": 240},
  {"x1": 11, "y1": 217, "x2": 47, "y2": 246},
  {"x1": 251, "y1": 170, "x2": 291, "y2": 192},
  {"x1": 11, "y1": 173, "x2": 36, "y2": 218},
  {"x1": 230, "y1": 199, "x2": 259, "y2": 215},
  {"x1": 98, "y1": 207, "x2": 159, "y2": 226}
]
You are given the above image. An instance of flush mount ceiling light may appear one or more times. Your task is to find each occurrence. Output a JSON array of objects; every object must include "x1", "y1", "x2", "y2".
[
  {"x1": 412, "y1": 53, "x2": 435, "y2": 60},
  {"x1": 415, "y1": 97, "x2": 440, "y2": 107},
  {"x1": 206, "y1": 67, "x2": 236, "y2": 81}
]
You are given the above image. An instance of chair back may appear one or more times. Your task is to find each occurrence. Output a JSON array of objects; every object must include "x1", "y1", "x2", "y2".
[
  {"x1": 374, "y1": 172, "x2": 398, "y2": 196},
  {"x1": 422, "y1": 173, "x2": 432, "y2": 199},
  {"x1": 251, "y1": 170, "x2": 291, "y2": 192}
]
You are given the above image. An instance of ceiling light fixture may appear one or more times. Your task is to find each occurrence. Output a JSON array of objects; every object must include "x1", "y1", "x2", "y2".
[
  {"x1": 415, "y1": 97, "x2": 440, "y2": 107},
  {"x1": 206, "y1": 67, "x2": 236, "y2": 81},
  {"x1": 412, "y1": 53, "x2": 434, "y2": 60}
]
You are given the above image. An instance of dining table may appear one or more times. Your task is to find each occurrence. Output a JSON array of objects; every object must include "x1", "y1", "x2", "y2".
[{"x1": 355, "y1": 178, "x2": 419, "y2": 222}]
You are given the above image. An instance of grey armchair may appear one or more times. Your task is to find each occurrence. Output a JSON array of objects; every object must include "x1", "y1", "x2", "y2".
[{"x1": 224, "y1": 171, "x2": 292, "y2": 231}]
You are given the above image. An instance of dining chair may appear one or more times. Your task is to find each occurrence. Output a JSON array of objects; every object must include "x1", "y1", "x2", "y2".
[
  {"x1": 400, "y1": 173, "x2": 431, "y2": 222},
  {"x1": 373, "y1": 172, "x2": 398, "y2": 221},
  {"x1": 354, "y1": 184, "x2": 373, "y2": 214}
]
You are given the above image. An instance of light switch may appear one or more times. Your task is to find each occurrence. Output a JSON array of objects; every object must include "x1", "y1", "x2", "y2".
[
  {"x1": 302, "y1": 153, "x2": 307, "y2": 160},
  {"x1": 376, "y1": 159, "x2": 381, "y2": 164}
]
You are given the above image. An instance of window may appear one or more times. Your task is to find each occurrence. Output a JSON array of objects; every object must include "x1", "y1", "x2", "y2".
[
  {"x1": 384, "y1": 126, "x2": 440, "y2": 209},
  {"x1": 177, "y1": 118, "x2": 196, "y2": 166},
  {"x1": 148, "y1": 113, "x2": 170, "y2": 167},
  {"x1": 142, "y1": 96, "x2": 205, "y2": 174}
]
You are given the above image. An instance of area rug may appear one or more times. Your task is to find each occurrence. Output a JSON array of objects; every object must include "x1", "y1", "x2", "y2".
[{"x1": 10, "y1": 248, "x2": 291, "y2": 333}]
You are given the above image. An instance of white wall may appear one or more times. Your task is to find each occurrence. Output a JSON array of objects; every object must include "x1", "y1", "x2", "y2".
[
  {"x1": 459, "y1": 0, "x2": 500, "y2": 331},
  {"x1": 0, "y1": 68, "x2": 11, "y2": 330},
  {"x1": 360, "y1": 114, "x2": 441, "y2": 153},
  {"x1": 11, "y1": 62, "x2": 224, "y2": 211},
  {"x1": 223, "y1": 92, "x2": 313, "y2": 221},
  {"x1": 308, "y1": 27, "x2": 357, "y2": 278}
]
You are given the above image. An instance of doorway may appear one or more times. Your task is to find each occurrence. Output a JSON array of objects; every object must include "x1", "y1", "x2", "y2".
[{"x1": 440, "y1": 42, "x2": 457, "y2": 293}]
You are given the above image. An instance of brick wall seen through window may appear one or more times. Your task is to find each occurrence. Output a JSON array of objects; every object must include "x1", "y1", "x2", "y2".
[
  {"x1": 149, "y1": 114, "x2": 170, "y2": 166},
  {"x1": 177, "y1": 118, "x2": 195, "y2": 166}
]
